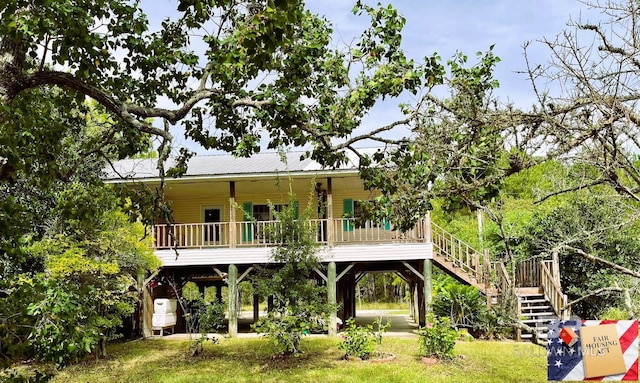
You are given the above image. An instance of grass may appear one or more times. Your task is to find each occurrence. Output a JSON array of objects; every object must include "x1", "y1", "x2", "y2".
[
  {"x1": 49, "y1": 337, "x2": 548, "y2": 383},
  {"x1": 357, "y1": 302, "x2": 409, "y2": 311}
]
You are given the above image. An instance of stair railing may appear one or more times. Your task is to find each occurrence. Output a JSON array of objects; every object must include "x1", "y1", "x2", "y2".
[
  {"x1": 540, "y1": 261, "x2": 569, "y2": 320},
  {"x1": 431, "y1": 222, "x2": 491, "y2": 287},
  {"x1": 497, "y1": 261, "x2": 511, "y2": 294}
]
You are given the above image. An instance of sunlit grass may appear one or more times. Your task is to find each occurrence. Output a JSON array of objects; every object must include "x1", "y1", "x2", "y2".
[
  {"x1": 50, "y1": 337, "x2": 547, "y2": 383},
  {"x1": 357, "y1": 302, "x2": 409, "y2": 311}
]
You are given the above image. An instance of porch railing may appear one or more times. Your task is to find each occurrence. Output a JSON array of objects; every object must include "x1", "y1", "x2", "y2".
[
  {"x1": 154, "y1": 222, "x2": 230, "y2": 249},
  {"x1": 515, "y1": 258, "x2": 541, "y2": 287},
  {"x1": 153, "y1": 217, "x2": 428, "y2": 249}
]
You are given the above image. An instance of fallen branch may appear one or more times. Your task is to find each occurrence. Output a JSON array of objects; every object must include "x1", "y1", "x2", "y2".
[{"x1": 511, "y1": 321, "x2": 547, "y2": 347}]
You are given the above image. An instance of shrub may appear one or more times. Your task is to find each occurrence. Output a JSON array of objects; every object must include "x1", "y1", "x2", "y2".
[
  {"x1": 338, "y1": 318, "x2": 389, "y2": 359},
  {"x1": 255, "y1": 314, "x2": 304, "y2": 357},
  {"x1": 251, "y1": 188, "x2": 335, "y2": 357},
  {"x1": 599, "y1": 306, "x2": 630, "y2": 320},
  {"x1": 176, "y1": 288, "x2": 225, "y2": 357},
  {"x1": 433, "y1": 282, "x2": 486, "y2": 328},
  {"x1": 27, "y1": 276, "x2": 135, "y2": 367},
  {"x1": 418, "y1": 315, "x2": 457, "y2": 360},
  {"x1": 474, "y1": 309, "x2": 512, "y2": 340}
]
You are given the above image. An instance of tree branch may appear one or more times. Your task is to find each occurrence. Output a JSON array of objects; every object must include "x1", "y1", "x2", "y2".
[
  {"x1": 560, "y1": 245, "x2": 640, "y2": 279},
  {"x1": 534, "y1": 178, "x2": 607, "y2": 204},
  {"x1": 22, "y1": 70, "x2": 172, "y2": 140},
  {"x1": 560, "y1": 287, "x2": 624, "y2": 310}
]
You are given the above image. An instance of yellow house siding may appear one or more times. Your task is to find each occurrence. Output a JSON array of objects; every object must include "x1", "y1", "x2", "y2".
[
  {"x1": 159, "y1": 173, "x2": 380, "y2": 224},
  {"x1": 169, "y1": 197, "x2": 229, "y2": 224}
]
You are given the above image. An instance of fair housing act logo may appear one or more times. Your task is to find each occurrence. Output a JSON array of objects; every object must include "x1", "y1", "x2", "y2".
[{"x1": 547, "y1": 319, "x2": 638, "y2": 381}]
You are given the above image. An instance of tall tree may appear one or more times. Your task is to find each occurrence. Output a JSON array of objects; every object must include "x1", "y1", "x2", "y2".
[
  {"x1": 0, "y1": 0, "x2": 446, "y2": 176},
  {"x1": 514, "y1": 0, "x2": 640, "y2": 277}
]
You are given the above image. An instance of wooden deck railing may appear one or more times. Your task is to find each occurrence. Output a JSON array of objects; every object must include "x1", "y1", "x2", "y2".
[
  {"x1": 154, "y1": 222, "x2": 230, "y2": 248},
  {"x1": 540, "y1": 261, "x2": 569, "y2": 319},
  {"x1": 497, "y1": 261, "x2": 511, "y2": 294},
  {"x1": 430, "y1": 222, "x2": 491, "y2": 286},
  {"x1": 515, "y1": 258, "x2": 540, "y2": 287},
  {"x1": 153, "y1": 218, "x2": 428, "y2": 249}
]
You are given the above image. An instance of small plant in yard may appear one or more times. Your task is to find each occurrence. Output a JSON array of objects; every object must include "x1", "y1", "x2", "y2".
[
  {"x1": 338, "y1": 317, "x2": 389, "y2": 360},
  {"x1": 418, "y1": 315, "x2": 457, "y2": 360},
  {"x1": 169, "y1": 279, "x2": 225, "y2": 357},
  {"x1": 252, "y1": 182, "x2": 336, "y2": 358}
]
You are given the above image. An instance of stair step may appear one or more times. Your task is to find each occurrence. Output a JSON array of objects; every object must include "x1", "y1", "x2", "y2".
[
  {"x1": 521, "y1": 306, "x2": 552, "y2": 311},
  {"x1": 522, "y1": 318, "x2": 554, "y2": 324},
  {"x1": 521, "y1": 333, "x2": 548, "y2": 340},
  {"x1": 520, "y1": 299, "x2": 547, "y2": 304},
  {"x1": 521, "y1": 307, "x2": 552, "y2": 312},
  {"x1": 521, "y1": 312, "x2": 555, "y2": 317}
]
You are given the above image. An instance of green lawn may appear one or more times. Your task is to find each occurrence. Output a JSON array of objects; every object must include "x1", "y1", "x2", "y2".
[{"x1": 49, "y1": 337, "x2": 548, "y2": 383}]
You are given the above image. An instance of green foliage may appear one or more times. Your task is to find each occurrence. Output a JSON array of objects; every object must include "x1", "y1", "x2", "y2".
[
  {"x1": 26, "y1": 280, "x2": 111, "y2": 367},
  {"x1": 521, "y1": 191, "x2": 639, "y2": 318},
  {"x1": 599, "y1": 307, "x2": 630, "y2": 320},
  {"x1": 418, "y1": 315, "x2": 457, "y2": 360},
  {"x1": 180, "y1": 293, "x2": 224, "y2": 357},
  {"x1": 0, "y1": 368, "x2": 53, "y2": 383},
  {"x1": 255, "y1": 314, "x2": 305, "y2": 357},
  {"x1": 4, "y1": 182, "x2": 159, "y2": 367},
  {"x1": 474, "y1": 309, "x2": 513, "y2": 340},
  {"x1": 358, "y1": 47, "x2": 505, "y2": 232},
  {"x1": 432, "y1": 282, "x2": 486, "y2": 328},
  {"x1": 252, "y1": 185, "x2": 333, "y2": 356},
  {"x1": 338, "y1": 318, "x2": 388, "y2": 360}
]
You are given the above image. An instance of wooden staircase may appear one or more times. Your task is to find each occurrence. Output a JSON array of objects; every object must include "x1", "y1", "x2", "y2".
[
  {"x1": 431, "y1": 222, "x2": 569, "y2": 343},
  {"x1": 518, "y1": 292, "x2": 556, "y2": 341},
  {"x1": 430, "y1": 222, "x2": 496, "y2": 296}
]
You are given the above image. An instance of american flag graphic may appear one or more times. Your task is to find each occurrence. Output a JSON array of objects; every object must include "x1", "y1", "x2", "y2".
[{"x1": 547, "y1": 319, "x2": 638, "y2": 381}]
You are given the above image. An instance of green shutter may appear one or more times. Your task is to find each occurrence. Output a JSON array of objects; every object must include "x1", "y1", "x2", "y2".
[
  {"x1": 383, "y1": 218, "x2": 391, "y2": 230},
  {"x1": 343, "y1": 198, "x2": 354, "y2": 232},
  {"x1": 293, "y1": 201, "x2": 299, "y2": 220},
  {"x1": 242, "y1": 202, "x2": 253, "y2": 242}
]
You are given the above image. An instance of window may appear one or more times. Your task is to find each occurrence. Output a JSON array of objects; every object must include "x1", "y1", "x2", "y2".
[
  {"x1": 252, "y1": 204, "x2": 271, "y2": 221},
  {"x1": 343, "y1": 198, "x2": 390, "y2": 230},
  {"x1": 252, "y1": 204, "x2": 288, "y2": 221},
  {"x1": 242, "y1": 202, "x2": 298, "y2": 242}
]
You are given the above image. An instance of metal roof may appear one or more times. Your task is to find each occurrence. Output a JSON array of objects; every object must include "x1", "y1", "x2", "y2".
[{"x1": 103, "y1": 150, "x2": 367, "y2": 181}]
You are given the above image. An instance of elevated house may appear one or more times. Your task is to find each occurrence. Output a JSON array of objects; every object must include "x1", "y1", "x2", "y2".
[{"x1": 106, "y1": 151, "x2": 568, "y2": 340}]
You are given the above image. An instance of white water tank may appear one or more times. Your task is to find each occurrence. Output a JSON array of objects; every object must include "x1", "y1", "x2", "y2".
[
  {"x1": 152, "y1": 312, "x2": 178, "y2": 327},
  {"x1": 153, "y1": 298, "x2": 178, "y2": 314}
]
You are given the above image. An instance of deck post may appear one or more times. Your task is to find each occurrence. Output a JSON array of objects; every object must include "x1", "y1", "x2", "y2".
[
  {"x1": 326, "y1": 178, "x2": 334, "y2": 246},
  {"x1": 425, "y1": 212, "x2": 432, "y2": 243},
  {"x1": 423, "y1": 259, "x2": 432, "y2": 316},
  {"x1": 328, "y1": 262, "x2": 337, "y2": 336},
  {"x1": 228, "y1": 264, "x2": 238, "y2": 337},
  {"x1": 216, "y1": 283, "x2": 222, "y2": 303},
  {"x1": 253, "y1": 294, "x2": 260, "y2": 323},
  {"x1": 413, "y1": 281, "x2": 419, "y2": 321},
  {"x1": 552, "y1": 252, "x2": 560, "y2": 286},
  {"x1": 229, "y1": 200, "x2": 236, "y2": 248},
  {"x1": 408, "y1": 281, "x2": 415, "y2": 319},
  {"x1": 484, "y1": 249, "x2": 492, "y2": 309},
  {"x1": 229, "y1": 181, "x2": 236, "y2": 248}
]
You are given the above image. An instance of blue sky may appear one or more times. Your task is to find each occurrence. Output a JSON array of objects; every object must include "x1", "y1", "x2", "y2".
[{"x1": 140, "y1": 0, "x2": 602, "y2": 154}]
